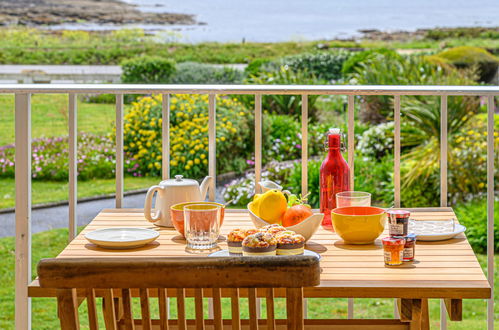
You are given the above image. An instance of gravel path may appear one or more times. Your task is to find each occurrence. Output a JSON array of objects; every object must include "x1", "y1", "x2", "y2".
[{"x1": 0, "y1": 186, "x2": 227, "y2": 238}]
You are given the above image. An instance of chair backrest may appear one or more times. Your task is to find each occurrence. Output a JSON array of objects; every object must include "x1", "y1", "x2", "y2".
[{"x1": 38, "y1": 256, "x2": 320, "y2": 330}]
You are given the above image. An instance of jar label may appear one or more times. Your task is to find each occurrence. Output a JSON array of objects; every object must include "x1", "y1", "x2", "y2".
[
  {"x1": 383, "y1": 251, "x2": 391, "y2": 262},
  {"x1": 389, "y1": 223, "x2": 404, "y2": 235},
  {"x1": 403, "y1": 248, "x2": 414, "y2": 259}
]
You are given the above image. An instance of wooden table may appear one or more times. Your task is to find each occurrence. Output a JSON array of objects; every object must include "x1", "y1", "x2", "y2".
[{"x1": 29, "y1": 208, "x2": 491, "y2": 329}]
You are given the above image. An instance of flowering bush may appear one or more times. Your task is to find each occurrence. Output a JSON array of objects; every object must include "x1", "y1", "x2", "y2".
[
  {"x1": 357, "y1": 122, "x2": 394, "y2": 160},
  {"x1": 223, "y1": 161, "x2": 296, "y2": 206},
  {"x1": 123, "y1": 94, "x2": 253, "y2": 178},
  {"x1": 265, "y1": 115, "x2": 329, "y2": 163},
  {"x1": 0, "y1": 134, "x2": 115, "y2": 181}
]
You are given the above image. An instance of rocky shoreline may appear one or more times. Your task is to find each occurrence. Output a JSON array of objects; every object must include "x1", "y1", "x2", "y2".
[{"x1": 0, "y1": 0, "x2": 196, "y2": 26}]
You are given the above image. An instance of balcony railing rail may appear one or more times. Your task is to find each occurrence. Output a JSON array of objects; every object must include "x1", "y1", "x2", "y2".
[{"x1": 6, "y1": 84, "x2": 496, "y2": 330}]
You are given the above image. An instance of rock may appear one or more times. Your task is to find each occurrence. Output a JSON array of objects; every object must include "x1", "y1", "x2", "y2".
[{"x1": 0, "y1": 0, "x2": 197, "y2": 26}]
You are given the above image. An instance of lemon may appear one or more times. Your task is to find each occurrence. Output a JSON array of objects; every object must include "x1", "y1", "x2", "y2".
[{"x1": 252, "y1": 190, "x2": 287, "y2": 224}]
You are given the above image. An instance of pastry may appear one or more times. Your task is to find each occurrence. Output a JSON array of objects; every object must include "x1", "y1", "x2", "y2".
[
  {"x1": 227, "y1": 228, "x2": 258, "y2": 254},
  {"x1": 275, "y1": 230, "x2": 305, "y2": 255},
  {"x1": 242, "y1": 232, "x2": 277, "y2": 256}
]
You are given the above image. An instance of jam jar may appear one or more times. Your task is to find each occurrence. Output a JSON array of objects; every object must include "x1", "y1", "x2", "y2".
[
  {"x1": 382, "y1": 236, "x2": 405, "y2": 266},
  {"x1": 387, "y1": 210, "x2": 410, "y2": 236}
]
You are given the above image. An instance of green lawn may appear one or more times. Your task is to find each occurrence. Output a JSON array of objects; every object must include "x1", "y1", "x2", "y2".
[
  {"x1": 0, "y1": 227, "x2": 497, "y2": 329},
  {"x1": 0, "y1": 177, "x2": 161, "y2": 209},
  {"x1": 0, "y1": 94, "x2": 115, "y2": 146}
]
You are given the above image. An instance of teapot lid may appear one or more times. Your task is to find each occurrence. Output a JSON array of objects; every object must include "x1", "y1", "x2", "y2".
[{"x1": 160, "y1": 175, "x2": 199, "y2": 187}]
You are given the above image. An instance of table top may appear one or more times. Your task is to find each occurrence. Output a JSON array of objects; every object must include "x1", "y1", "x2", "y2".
[{"x1": 29, "y1": 208, "x2": 491, "y2": 300}]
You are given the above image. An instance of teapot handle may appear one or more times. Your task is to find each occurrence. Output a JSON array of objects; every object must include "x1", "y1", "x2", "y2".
[{"x1": 144, "y1": 185, "x2": 163, "y2": 223}]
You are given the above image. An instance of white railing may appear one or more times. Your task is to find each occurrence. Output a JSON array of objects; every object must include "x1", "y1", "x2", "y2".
[{"x1": 7, "y1": 84, "x2": 497, "y2": 330}]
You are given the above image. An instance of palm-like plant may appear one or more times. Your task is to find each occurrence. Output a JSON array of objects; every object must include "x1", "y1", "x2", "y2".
[{"x1": 352, "y1": 54, "x2": 480, "y2": 190}]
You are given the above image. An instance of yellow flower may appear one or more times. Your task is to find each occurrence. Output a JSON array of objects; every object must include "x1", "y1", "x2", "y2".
[
  {"x1": 221, "y1": 136, "x2": 226, "y2": 142},
  {"x1": 194, "y1": 158, "x2": 200, "y2": 164},
  {"x1": 479, "y1": 182, "x2": 485, "y2": 188},
  {"x1": 185, "y1": 165, "x2": 191, "y2": 170},
  {"x1": 202, "y1": 159, "x2": 208, "y2": 165},
  {"x1": 189, "y1": 150, "x2": 195, "y2": 155},
  {"x1": 148, "y1": 163, "x2": 153, "y2": 169},
  {"x1": 170, "y1": 160, "x2": 178, "y2": 166},
  {"x1": 187, "y1": 160, "x2": 194, "y2": 166},
  {"x1": 200, "y1": 154, "x2": 206, "y2": 159},
  {"x1": 156, "y1": 155, "x2": 162, "y2": 160}
]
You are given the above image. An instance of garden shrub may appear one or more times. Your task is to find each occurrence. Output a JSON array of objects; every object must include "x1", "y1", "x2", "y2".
[
  {"x1": 170, "y1": 62, "x2": 244, "y2": 84},
  {"x1": 244, "y1": 66, "x2": 327, "y2": 120},
  {"x1": 0, "y1": 134, "x2": 115, "y2": 181},
  {"x1": 121, "y1": 56, "x2": 176, "y2": 83},
  {"x1": 454, "y1": 199, "x2": 499, "y2": 254},
  {"x1": 280, "y1": 51, "x2": 352, "y2": 81},
  {"x1": 341, "y1": 48, "x2": 399, "y2": 75},
  {"x1": 433, "y1": 46, "x2": 499, "y2": 82},
  {"x1": 123, "y1": 94, "x2": 253, "y2": 178},
  {"x1": 265, "y1": 115, "x2": 329, "y2": 163},
  {"x1": 352, "y1": 54, "x2": 478, "y2": 124},
  {"x1": 244, "y1": 58, "x2": 276, "y2": 76}
]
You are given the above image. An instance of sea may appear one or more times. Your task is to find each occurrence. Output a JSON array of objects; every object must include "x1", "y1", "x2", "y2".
[{"x1": 52, "y1": 0, "x2": 499, "y2": 43}]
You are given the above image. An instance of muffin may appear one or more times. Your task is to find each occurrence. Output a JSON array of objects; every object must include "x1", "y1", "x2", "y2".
[
  {"x1": 227, "y1": 228, "x2": 259, "y2": 254},
  {"x1": 259, "y1": 224, "x2": 287, "y2": 236},
  {"x1": 242, "y1": 232, "x2": 277, "y2": 256},
  {"x1": 275, "y1": 231, "x2": 305, "y2": 255}
]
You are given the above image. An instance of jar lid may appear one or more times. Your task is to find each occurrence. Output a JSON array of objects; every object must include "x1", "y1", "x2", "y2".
[
  {"x1": 382, "y1": 236, "x2": 405, "y2": 245},
  {"x1": 405, "y1": 233, "x2": 417, "y2": 241},
  {"x1": 387, "y1": 210, "x2": 410, "y2": 218}
]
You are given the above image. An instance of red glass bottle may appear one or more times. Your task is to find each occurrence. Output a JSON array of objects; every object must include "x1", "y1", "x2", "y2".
[{"x1": 320, "y1": 129, "x2": 350, "y2": 227}]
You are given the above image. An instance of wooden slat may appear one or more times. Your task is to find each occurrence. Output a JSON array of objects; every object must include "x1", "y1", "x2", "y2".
[
  {"x1": 86, "y1": 289, "x2": 98, "y2": 330},
  {"x1": 248, "y1": 288, "x2": 258, "y2": 330},
  {"x1": 121, "y1": 288, "x2": 135, "y2": 330},
  {"x1": 102, "y1": 289, "x2": 117, "y2": 330},
  {"x1": 194, "y1": 288, "x2": 205, "y2": 330},
  {"x1": 230, "y1": 289, "x2": 241, "y2": 330},
  {"x1": 213, "y1": 288, "x2": 223, "y2": 330},
  {"x1": 68, "y1": 93, "x2": 78, "y2": 241},
  {"x1": 57, "y1": 289, "x2": 79, "y2": 330},
  {"x1": 398, "y1": 298, "x2": 412, "y2": 322},
  {"x1": 115, "y1": 94, "x2": 124, "y2": 208},
  {"x1": 286, "y1": 288, "x2": 304, "y2": 330},
  {"x1": 177, "y1": 288, "x2": 187, "y2": 330},
  {"x1": 410, "y1": 299, "x2": 423, "y2": 330},
  {"x1": 140, "y1": 288, "x2": 152, "y2": 330},
  {"x1": 159, "y1": 288, "x2": 169, "y2": 330},
  {"x1": 266, "y1": 288, "x2": 276, "y2": 330},
  {"x1": 444, "y1": 299, "x2": 462, "y2": 321}
]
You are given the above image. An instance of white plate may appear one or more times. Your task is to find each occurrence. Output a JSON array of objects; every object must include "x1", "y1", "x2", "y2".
[
  {"x1": 208, "y1": 249, "x2": 321, "y2": 260},
  {"x1": 84, "y1": 227, "x2": 160, "y2": 249},
  {"x1": 408, "y1": 220, "x2": 466, "y2": 241}
]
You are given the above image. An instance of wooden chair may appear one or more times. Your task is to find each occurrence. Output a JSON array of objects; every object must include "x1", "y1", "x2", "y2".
[{"x1": 38, "y1": 256, "x2": 320, "y2": 330}]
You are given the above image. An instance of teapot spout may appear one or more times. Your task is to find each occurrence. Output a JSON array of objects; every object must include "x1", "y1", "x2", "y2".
[{"x1": 200, "y1": 176, "x2": 213, "y2": 200}]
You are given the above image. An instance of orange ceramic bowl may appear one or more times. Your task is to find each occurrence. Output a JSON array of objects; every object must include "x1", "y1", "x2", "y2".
[
  {"x1": 331, "y1": 206, "x2": 387, "y2": 244},
  {"x1": 170, "y1": 201, "x2": 225, "y2": 237}
]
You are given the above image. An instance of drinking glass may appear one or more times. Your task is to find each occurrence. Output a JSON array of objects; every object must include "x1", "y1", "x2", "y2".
[
  {"x1": 184, "y1": 204, "x2": 222, "y2": 252},
  {"x1": 336, "y1": 191, "x2": 371, "y2": 208}
]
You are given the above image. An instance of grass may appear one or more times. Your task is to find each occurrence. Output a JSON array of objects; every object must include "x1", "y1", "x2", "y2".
[
  {"x1": 0, "y1": 94, "x2": 115, "y2": 146},
  {"x1": 0, "y1": 227, "x2": 497, "y2": 329},
  {"x1": 0, "y1": 27, "x2": 498, "y2": 65},
  {"x1": 0, "y1": 177, "x2": 161, "y2": 209}
]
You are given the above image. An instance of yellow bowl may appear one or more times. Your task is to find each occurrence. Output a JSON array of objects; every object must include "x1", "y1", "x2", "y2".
[{"x1": 331, "y1": 206, "x2": 387, "y2": 244}]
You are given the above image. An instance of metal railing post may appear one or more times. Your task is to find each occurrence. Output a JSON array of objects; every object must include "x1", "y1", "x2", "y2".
[
  {"x1": 440, "y1": 95, "x2": 448, "y2": 329},
  {"x1": 254, "y1": 94, "x2": 262, "y2": 192},
  {"x1": 162, "y1": 94, "x2": 170, "y2": 180},
  {"x1": 301, "y1": 95, "x2": 309, "y2": 196},
  {"x1": 486, "y1": 96, "x2": 495, "y2": 330},
  {"x1": 346, "y1": 95, "x2": 355, "y2": 319},
  {"x1": 15, "y1": 93, "x2": 32, "y2": 330},
  {"x1": 208, "y1": 94, "x2": 216, "y2": 201},
  {"x1": 68, "y1": 93, "x2": 77, "y2": 241},
  {"x1": 115, "y1": 94, "x2": 124, "y2": 208}
]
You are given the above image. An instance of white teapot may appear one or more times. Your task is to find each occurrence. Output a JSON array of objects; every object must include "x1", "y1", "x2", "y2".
[{"x1": 144, "y1": 175, "x2": 213, "y2": 227}]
